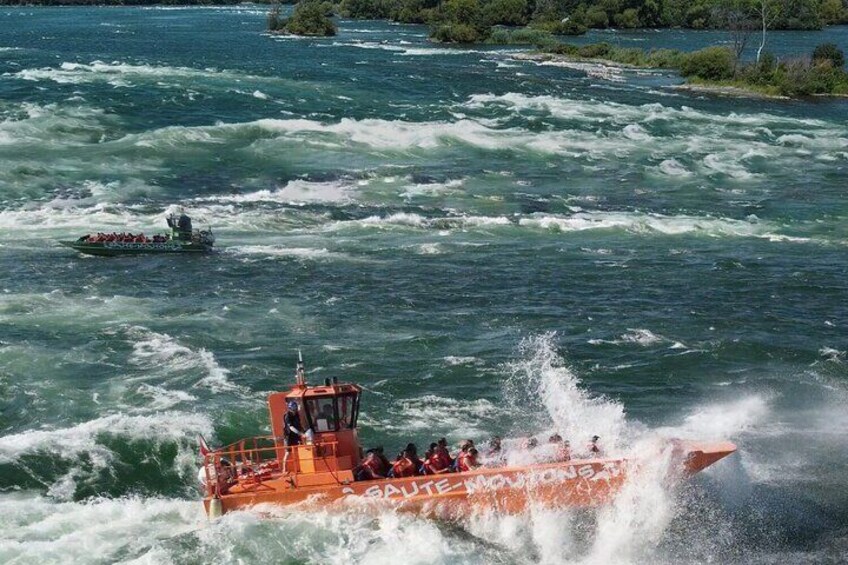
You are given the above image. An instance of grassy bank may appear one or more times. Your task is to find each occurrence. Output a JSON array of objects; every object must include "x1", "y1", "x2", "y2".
[{"x1": 493, "y1": 30, "x2": 848, "y2": 97}]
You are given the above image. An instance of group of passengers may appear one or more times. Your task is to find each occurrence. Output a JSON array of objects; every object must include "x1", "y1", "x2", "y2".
[
  {"x1": 355, "y1": 438, "x2": 482, "y2": 481},
  {"x1": 80, "y1": 232, "x2": 170, "y2": 244},
  {"x1": 353, "y1": 434, "x2": 603, "y2": 482}
]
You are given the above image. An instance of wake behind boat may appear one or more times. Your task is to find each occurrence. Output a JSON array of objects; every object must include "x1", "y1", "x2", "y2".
[
  {"x1": 60, "y1": 211, "x2": 214, "y2": 257},
  {"x1": 199, "y1": 355, "x2": 737, "y2": 519}
]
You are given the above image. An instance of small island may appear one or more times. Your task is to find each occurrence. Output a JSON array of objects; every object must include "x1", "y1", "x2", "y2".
[
  {"x1": 520, "y1": 39, "x2": 848, "y2": 98},
  {"x1": 268, "y1": 0, "x2": 338, "y2": 36}
]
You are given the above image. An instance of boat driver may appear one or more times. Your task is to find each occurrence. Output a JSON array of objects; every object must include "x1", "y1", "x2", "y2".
[{"x1": 281, "y1": 401, "x2": 305, "y2": 473}]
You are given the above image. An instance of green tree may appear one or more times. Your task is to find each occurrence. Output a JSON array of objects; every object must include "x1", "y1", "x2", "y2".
[
  {"x1": 637, "y1": 0, "x2": 664, "y2": 26},
  {"x1": 614, "y1": 7, "x2": 641, "y2": 26},
  {"x1": 753, "y1": 0, "x2": 781, "y2": 63},
  {"x1": 812, "y1": 43, "x2": 845, "y2": 68},
  {"x1": 483, "y1": 0, "x2": 530, "y2": 25},
  {"x1": 431, "y1": 0, "x2": 488, "y2": 42},
  {"x1": 678, "y1": 45, "x2": 736, "y2": 79},
  {"x1": 285, "y1": 0, "x2": 337, "y2": 35}
]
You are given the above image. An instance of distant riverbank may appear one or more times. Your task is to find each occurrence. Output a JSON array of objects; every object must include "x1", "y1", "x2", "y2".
[
  {"x1": 0, "y1": 0, "x2": 245, "y2": 5},
  {"x1": 507, "y1": 36, "x2": 848, "y2": 99}
]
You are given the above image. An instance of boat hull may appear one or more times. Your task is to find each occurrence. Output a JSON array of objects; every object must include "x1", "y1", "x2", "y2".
[
  {"x1": 60, "y1": 241, "x2": 212, "y2": 256},
  {"x1": 203, "y1": 441, "x2": 736, "y2": 518}
]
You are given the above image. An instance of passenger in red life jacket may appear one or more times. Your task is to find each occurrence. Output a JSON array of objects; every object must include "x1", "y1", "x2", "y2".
[
  {"x1": 452, "y1": 439, "x2": 474, "y2": 471},
  {"x1": 435, "y1": 437, "x2": 453, "y2": 468},
  {"x1": 457, "y1": 447, "x2": 480, "y2": 472},
  {"x1": 587, "y1": 435, "x2": 602, "y2": 456},
  {"x1": 354, "y1": 450, "x2": 386, "y2": 481},
  {"x1": 549, "y1": 433, "x2": 571, "y2": 462},
  {"x1": 391, "y1": 443, "x2": 422, "y2": 478},
  {"x1": 373, "y1": 445, "x2": 391, "y2": 476},
  {"x1": 423, "y1": 443, "x2": 451, "y2": 475}
]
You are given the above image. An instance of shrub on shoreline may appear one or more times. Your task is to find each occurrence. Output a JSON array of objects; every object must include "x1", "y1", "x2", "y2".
[
  {"x1": 536, "y1": 40, "x2": 848, "y2": 97},
  {"x1": 269, "y1": 0, "x2": 337, "y2": 36}
]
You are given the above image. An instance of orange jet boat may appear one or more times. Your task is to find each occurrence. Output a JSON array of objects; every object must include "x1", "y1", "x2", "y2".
[{"x1": 200, "y1": 356, "x2": 736, "y2": 519}]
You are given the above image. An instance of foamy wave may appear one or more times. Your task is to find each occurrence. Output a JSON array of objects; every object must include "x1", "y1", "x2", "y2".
[
  {"x1": 663, "y1": 396, "x2": 771, "y2": 441},
  {"x1": 442, "y1": 356, "x2": 483, "y2": 366},
  {"x1": 194, "y1": 503, "x2": 498, "y2": 565},
  {"x1": 136, "y1": 384, "x2": 197, "y2": 411},
  {"x1": 0, "y1": 411, "x2": 212, "y2": 465},
  {"x1": 504, "y1": 333, "x2": 629, "y2": 451},
  {"x1": 657, "y1": 158, "x2": 692, "y2": 177},
  {"x1": 0, "y1": 102, "x2": 116, "y2": 147},
  {"x1": 464, "y1": 91, "x2": 833, "y2": 128},
  {"x1": 463, "y1": 92, "x2": 847, "y2": 170},
  {"x1": 0, "y1": 494, "x2": 202, "y2": 564},
  {"x1": 9, "y1": 60, "x2": 265, "y2": 87},
  {"x1": 362, "y1": 395, "x2": 504, "y2": 439},
  {"x1": 518, "y1": 211, "x2": 767, "y2": 238},
  {"x1": 819, "y1": 347, "x2": 846, "y2": 363},
  {"x1": 126, "y1": 326, "x2": 239, "y2": 394},
  {"x1": 325, "y1": 212, "x2": 512, "y2": 233},
  {"x1": 400, "y1": 179, "x2": 464, "y2": 200},
  {"x1": 589, "y1": 328, "x2": 670, "y2": 347},
  {"x1": 227, "y1": 245, "x2": 344, "y2": 261},
  {"x1": 534, "y1": 59, "x2": 628, "y2": 82},
  {"x1": 197, "y1": 179, "x2": 355, "y2": 204}
]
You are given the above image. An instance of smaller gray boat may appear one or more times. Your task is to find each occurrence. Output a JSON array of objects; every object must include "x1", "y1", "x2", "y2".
[{"x1": 60, "y1": 212, "x2": 214, "y2": 257}]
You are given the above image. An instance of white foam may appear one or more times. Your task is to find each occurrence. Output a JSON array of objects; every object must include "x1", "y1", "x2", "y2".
[
  {"x1": 9, "y1": 60, "x2": 266, "y2": 87},
  {"x1": 657, "y1": 158, "x2": 692, "y2": 177},
  {"x1": 660, "y1": 395, "x2": 771, "y2": 441},
  {"x1": 623, "y1": 123, "x2": 651, "y2": 140},
  {"x1": 127, "y1": 326, "x2": 239, "y2": 394},
  {"x1": 504, "y1": 333, "x2": 629, "y2": 452},
  {"x1": 0, "y1": 494, "x2": 202, "y2": 564},
  {"x1": 442, "y1": 356, "x2": 482, "y2": 366},
  {"x1": 819, "y1": 347, "x2": 845, "y2": 363},
  {"x1": 227, "y1": 245, "x2": 342, "y2": 261},
  {"x1": 518, "y1": 210, "x2": 766, "y2": 238},
  {"x1": 198, "y1": 179, "x2": 355, "y2": 204},
  {"x1": 0, "y1": 410, "x2": 212, "y2": 466},
  {"x1": 361, "y1": 394, "x2": 504, "y2": 439},
  {"x1": 589, "y1": 328, "x2": 668, "y2": 347}
]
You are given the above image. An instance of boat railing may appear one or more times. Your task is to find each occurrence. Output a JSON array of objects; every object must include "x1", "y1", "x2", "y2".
[{"x1": 201, "y1": 436, "x2": 340, "y2": 497}]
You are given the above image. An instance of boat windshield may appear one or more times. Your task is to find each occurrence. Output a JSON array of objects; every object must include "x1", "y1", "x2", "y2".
[
  {"x1": 307, "y1": 397, "x2": 338, "y2": 432},
  {"x1": 305, "y1": 393, "x2": 359, "y2": 432}
]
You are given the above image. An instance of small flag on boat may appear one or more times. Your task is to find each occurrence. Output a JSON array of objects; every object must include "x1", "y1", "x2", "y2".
[{"x1": 198, "y1": 434, "x2": 211, "y2": 457}]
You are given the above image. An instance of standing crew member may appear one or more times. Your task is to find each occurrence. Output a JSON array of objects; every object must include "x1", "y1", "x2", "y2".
[{"x1": 281, "y1": 401, "x2": 305, "y2": 473}]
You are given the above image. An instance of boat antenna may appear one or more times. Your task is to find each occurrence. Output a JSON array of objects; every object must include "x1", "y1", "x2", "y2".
[{"x1": 295, "y1": 349, "x2": 306, "y2": 386}]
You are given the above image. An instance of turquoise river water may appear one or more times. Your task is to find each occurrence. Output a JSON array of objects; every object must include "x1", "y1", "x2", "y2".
[{"x1": 1, "y1": 6, "x2": 847, "y2": 564}]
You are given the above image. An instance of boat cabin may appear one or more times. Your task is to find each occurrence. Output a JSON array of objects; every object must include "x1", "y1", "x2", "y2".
[
  {"x1": 267, "y1": 373, "x2": 363, "y2": 485},
  {"x1": 202, "y1": 356, "x2": 364, "y2": 494}
]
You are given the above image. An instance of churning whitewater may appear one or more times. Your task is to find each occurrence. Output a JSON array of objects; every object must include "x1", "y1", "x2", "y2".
[{"x1": 1, "y1": 5, "x2": 847, "y2": 565}]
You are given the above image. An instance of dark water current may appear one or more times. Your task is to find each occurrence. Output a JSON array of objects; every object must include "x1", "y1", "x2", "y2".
[{"x1": 0, "y1": 6, "x2": 847, "y2": 564}]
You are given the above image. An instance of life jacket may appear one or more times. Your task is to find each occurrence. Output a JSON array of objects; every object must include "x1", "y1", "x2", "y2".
[
  {"x1": 436, "y1": 448, "x2": 453, "y2": 469},
  {"x1": 364, "y1": 456, "x2": 382, "y2": 475},
  {"x1": 456, "y1": 451, "x2": 475, "y2": 472},
  {"x1": 556, "y1": 445, "x2": 572, "y2": 462},
  {"x1": 424, "y1": 454, "x2": 448, "y2": 474},
  {"x1": 392, "y1": 456, "x2": 417, "y2": 478},
  {"x1": 587, "y1": 442, "x2": 600, "y2": 455}
]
